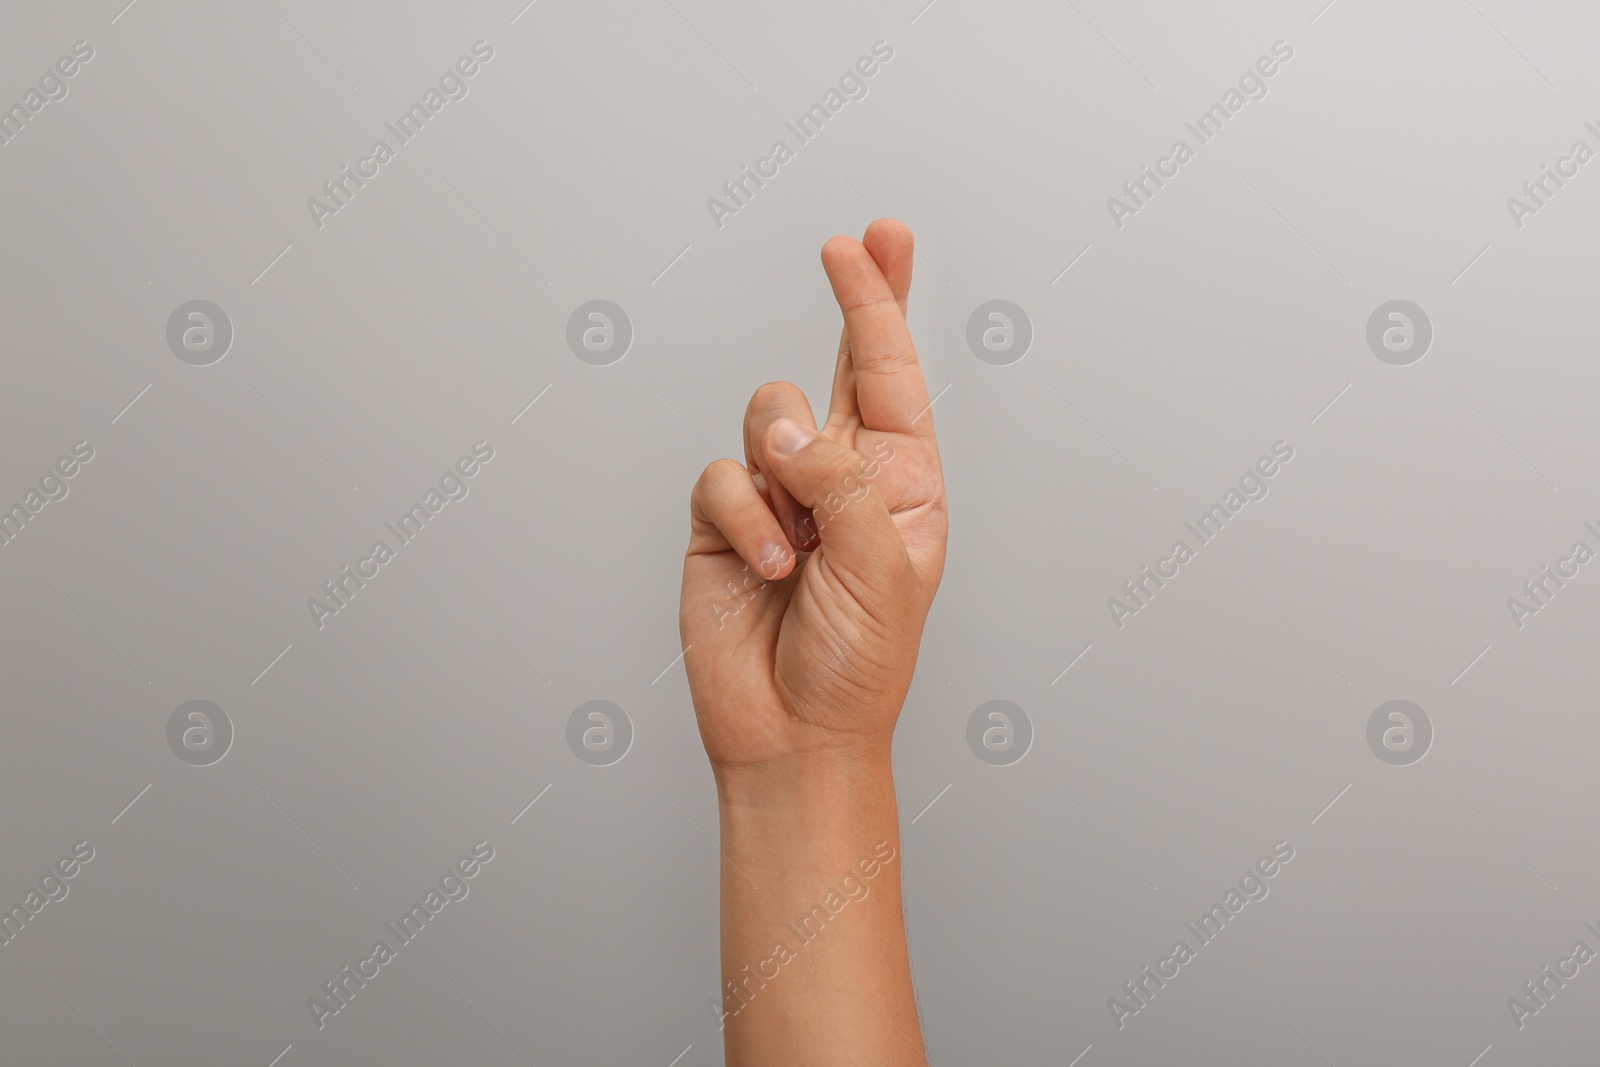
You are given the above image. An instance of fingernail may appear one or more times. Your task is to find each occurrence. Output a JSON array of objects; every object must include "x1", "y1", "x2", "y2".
[
  {"x1": 758, "y1": 541, "x2": 790, "y2": 577},
  {"x1": 771, "y1": 418, "x2": 815, "y2": 456}
]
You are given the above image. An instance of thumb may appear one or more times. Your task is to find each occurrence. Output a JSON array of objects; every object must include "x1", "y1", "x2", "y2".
[{"x1": 762, "y1": 418, "x2": 909, "y2": 588}]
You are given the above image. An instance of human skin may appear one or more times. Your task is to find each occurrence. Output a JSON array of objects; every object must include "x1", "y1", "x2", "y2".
[{"x1": 678, "y1": 219, "x2": 947, "y2": 1065}]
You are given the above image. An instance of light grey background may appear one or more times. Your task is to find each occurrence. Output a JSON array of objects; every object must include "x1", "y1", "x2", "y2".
[{"x1": 1, "y1": 0, "x2": 1596, "y2": 1064}]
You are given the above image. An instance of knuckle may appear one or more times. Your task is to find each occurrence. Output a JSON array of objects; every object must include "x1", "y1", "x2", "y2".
[
  {"x1": 856, "y1": 341, "x2": 913, "y2": 372},
  {"x1": 838, "y1": 292, "x2": 896, "y2": 315},
  {"x1": 748, "y1": 380, "x2": 802, "y2": 413},
  {"x1": 828, "y1": 447, "x2": 870, "y2": 482},
  {"x1": 700, "y1": 458, "x2": 745, "y2": 488},
  {"x1": 692, "y1": 459, "x2": 741, "y2": 503},
  {"x1": 734, "y1": 496, "x2": 773, "y2": 532}
]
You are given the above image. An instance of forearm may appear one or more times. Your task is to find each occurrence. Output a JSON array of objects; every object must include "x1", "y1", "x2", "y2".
[{"x1": 715, "y1": 751, "x2": 924, "y2": 1066}]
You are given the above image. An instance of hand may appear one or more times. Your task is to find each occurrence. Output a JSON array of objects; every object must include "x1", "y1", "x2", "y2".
[{"x1": 678, "y1": 219, "x2": 947, "y2": 784}]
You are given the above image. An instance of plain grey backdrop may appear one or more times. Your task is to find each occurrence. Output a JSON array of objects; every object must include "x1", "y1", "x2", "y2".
[{"x1": 3, "y1": 0, "x2": 1599, "y2": 1063}]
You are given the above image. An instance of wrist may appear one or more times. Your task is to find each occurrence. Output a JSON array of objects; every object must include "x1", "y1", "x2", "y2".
[
  {"x1": 715, "y1": 748, "x2": 903, "y2": 912},
  {"x1": 713, "y1": 747, "x2": 896, "y2": 817}
]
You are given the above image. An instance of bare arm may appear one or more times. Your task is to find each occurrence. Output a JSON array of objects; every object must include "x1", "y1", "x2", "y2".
[
  {"x1": 679, "y1": 220, "x2": 945, "y2": 1065},
  {"x1": 717, "y1": 759, "x2": 920, "y2": 1064}
]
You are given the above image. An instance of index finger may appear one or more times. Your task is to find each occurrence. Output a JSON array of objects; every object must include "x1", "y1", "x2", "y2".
[{"x1": 820, "y1": 230, "x2": 932, "y2": 437}]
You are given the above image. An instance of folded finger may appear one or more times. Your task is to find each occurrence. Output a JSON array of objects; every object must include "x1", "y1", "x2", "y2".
[
  {"x1": 688, "y1": 459, "x2": 796, "y2": 581},
  {"x1": 762, "y1": 418, "x2": 913, "y2": 597},
  {"x1": 743, "y1": 381, "x2": 821, "y2": 552}
]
